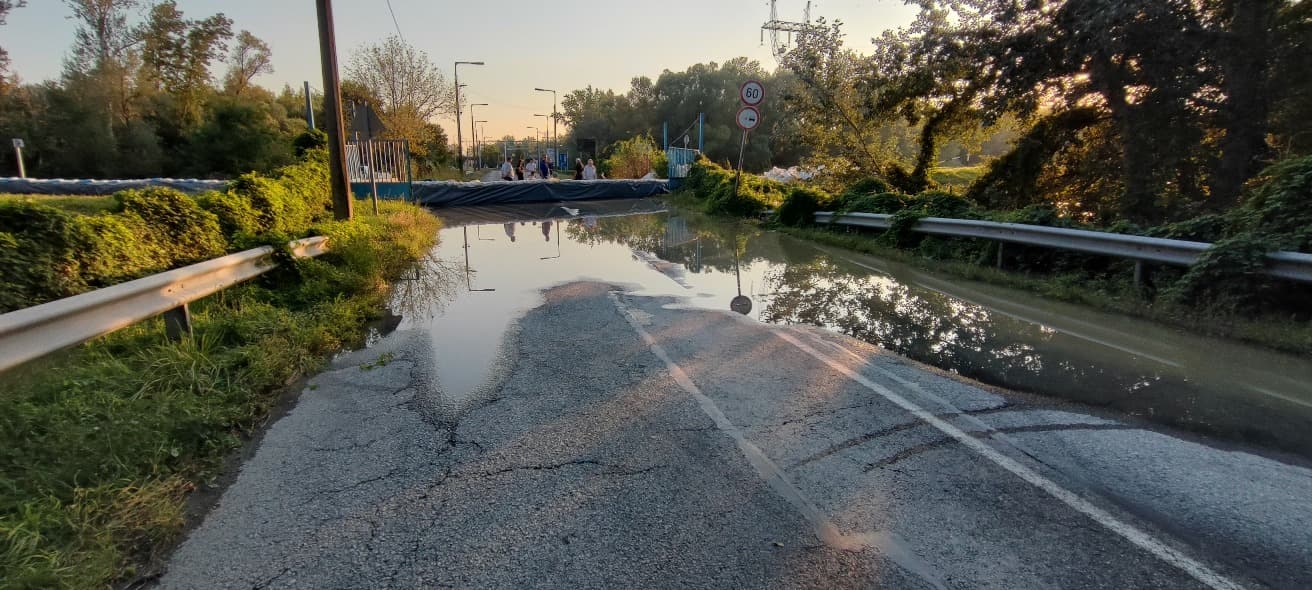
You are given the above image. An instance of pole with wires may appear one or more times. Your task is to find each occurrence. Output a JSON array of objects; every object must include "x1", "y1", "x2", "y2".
[{"x1": 314, "y1": 0, "x2": 352, "y2": 220}]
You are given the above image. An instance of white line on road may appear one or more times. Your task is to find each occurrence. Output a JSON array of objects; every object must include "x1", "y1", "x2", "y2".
[
  {"x1": 609, "y1": 292, "x2": 951, "y2": 588},
  {"x1": 770, "y1": 328, "x2": 1247, "y2": 590}
]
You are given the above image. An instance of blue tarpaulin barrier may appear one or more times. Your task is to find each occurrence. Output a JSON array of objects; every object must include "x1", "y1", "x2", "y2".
[
  {"x1": 0, "y1": 177, "x2": 228, "y2": 196},
  {"x1": 412, "y1": 179, "x2": 669, "y2": 207}
]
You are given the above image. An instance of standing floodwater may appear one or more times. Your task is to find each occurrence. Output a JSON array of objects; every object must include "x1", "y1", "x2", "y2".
[{"x1": 392, "y1": 199, "x2": 1312, "y2": 457}]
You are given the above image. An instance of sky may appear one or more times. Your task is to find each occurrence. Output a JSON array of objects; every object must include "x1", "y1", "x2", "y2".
[{"x1": 5, "y1": 0, "x2": 918, "y2": 141}]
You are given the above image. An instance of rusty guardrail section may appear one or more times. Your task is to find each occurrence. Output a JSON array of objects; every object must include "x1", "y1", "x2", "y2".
[
  {"x1": 0, "y1": 236, "x2": 329, "y2": 373},
  {"x1": 813, "y1": 211, "x2": 1312, "y2": 284}
]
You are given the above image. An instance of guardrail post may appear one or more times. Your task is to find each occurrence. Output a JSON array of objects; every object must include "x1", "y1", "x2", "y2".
[
  {"x1": 163, "y1": 304, "x2": 193, "y2": 340},
  {"x1": 1134, "y1": 260, "x2": 1145, "y2": 289},
  {"x1": 996, "y1": 243, "x2": 1005, "y2": 269}
]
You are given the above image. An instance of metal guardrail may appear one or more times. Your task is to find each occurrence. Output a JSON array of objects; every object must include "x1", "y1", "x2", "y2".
[
  {"x1": 814, "y1": 212, "x2": 1312, "y2": 283},
  {"x1": 0, "y1": 236, "x2": 330, "y2": 373}
]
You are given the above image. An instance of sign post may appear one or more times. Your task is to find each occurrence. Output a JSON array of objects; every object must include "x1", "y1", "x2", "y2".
[
  {"x1": 11, "y1": 138, "x2": 25, "y2": 179},
  {"x1": 733, "y1": 81, "x2": 765, "y2": 195}
]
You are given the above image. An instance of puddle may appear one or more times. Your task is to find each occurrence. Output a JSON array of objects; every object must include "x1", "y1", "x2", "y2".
[{"x1": 390, "y1": 199, "x2": 1312, "y2": 458}]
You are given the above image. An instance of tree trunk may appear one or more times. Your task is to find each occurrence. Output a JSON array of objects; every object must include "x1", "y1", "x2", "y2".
[{"x1": 1208, "y1": 0, "x2": 1280, "y2": 210}]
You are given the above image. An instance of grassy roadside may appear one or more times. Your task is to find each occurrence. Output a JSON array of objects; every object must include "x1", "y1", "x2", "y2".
[
  {"x1": 0, "y1": 201, "x2": 440, "y2": 589},
  {"x1": 782, "y1": 225, "x2": 1312, "y2": 356}
]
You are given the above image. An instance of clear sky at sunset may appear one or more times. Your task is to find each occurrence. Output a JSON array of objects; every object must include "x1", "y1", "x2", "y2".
[{"x1": 5, "y1": 1, "x2": 917, "y2": 140}]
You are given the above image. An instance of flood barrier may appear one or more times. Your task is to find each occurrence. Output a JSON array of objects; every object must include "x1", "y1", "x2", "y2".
[{"x1": 413, "y1": 179, "x2": 669, "y2": 207}]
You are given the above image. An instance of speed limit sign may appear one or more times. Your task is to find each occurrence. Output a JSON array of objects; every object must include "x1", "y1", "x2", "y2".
[
  {"x1": 740, "y1": 80, "x2": 765, "y2": 106},
  {"x1": 736, "y1": 106, "x2": 761, "y2": 131}
]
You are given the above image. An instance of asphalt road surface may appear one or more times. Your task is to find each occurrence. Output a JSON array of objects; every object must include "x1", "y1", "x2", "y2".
[{"x1": 160, "y1": 282, "x2": 1312, "y2": 589}]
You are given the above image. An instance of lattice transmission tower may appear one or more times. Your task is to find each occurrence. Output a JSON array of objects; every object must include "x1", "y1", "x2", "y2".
[{"x1": 760, "y1": 0, "x2": 820, "y2": 62}]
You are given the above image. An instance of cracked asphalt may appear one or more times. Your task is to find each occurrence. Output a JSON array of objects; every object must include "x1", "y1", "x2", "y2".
[{"x1": 160, "y1": 282, "x2": 1312, "y2": 589}]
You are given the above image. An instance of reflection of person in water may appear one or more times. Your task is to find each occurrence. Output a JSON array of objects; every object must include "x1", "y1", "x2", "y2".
[
  {"x1": 542, "y1": 220, "x2": 552, "y2": 241},
  {"x1": 503, "y1": 222, "x2": 516, "y2": 243}
]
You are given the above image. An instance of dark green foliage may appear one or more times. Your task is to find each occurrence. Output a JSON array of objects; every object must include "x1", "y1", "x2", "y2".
[
  {"x1": 840, "y1": 177, "x2": 892, "y2": 200},
  {"x1": 1231, "y1": 155, "x2": 1312, "y2": 252},
  {"x1": 186, "y1": 97, "x2": 295, "y2": 176},
  {"x1": 1146, "y1": 214, "x2": 1232, "y2": 243},
  {"x1": 778, "y1": 186, "x2": 833, "y2": 227},
  {"x1": 840, "y1": 192, "x2": 907, "y2": 214},
  {"x1": 0, "y1": 151, "x2": 335, "y2": 313},
  {"x1": 0, "y1": 202, "x2": 84, "y2": 310},
  {"x1": 114, "y1": 188, "x2": 227, "y2": 265},
  {"x1": 681, "y1": 158, "x2": 784, "y2": 218},
  {"x1": 1164, "y1": 235, "x2": 1282, "y2": 311},
  {"x1": 967, "y1": 108, "x2": 1103, "y2": 210},
  {"x1": 292, "y1": 129, "x2": 328, "y2": 158}
]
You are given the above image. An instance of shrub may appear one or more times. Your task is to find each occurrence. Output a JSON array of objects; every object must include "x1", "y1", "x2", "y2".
[
  {"x1": 114, "y1": 187, "x2": 227, "y2": 266},
  {"x1": 275, "y1": 150, "x2": 333, "y2": 224},
  {"x1": 198, "y1": 189, "x2": 261, "y2": 238},
  {"x1": 604, "y1": 135, "x2": 663, "y2": 179},
  {"x1": 840, "y1": 177, "x2": 892, "y2": 201},
  {"x1": 72, "y1": 214, "x2": 171, "y2": 286},
  {"x1": 0, "y1": 201, "x2": 84, "y2": 312},
  {"x1": 778, "y1": 186, "x2": 833, "y2": 227},
  {"x1": 841, "y1": 192, "x2": 907, "y2": 214},
  {"x1": 292, "y1": 129, "x2": 328, "y2": 158},
  {"x1": 227, "y1": 173, "x2": 311, "y2": 237}
]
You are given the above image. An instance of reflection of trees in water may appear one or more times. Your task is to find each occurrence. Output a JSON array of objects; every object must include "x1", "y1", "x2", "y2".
[
  {"x1": 565, "y1": 212, "x2": 787, "y2": 275},
  {"x1": 388, "y1": 253, "x2": 464, "y2": 320}
]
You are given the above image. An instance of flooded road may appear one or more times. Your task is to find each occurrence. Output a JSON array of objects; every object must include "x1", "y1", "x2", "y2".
[
  {"x1": 404, "y1": 199, "x2": 1312, "y2": 458},
  {"x1": 165, "y1": 198, "x2": 1312, "y2": 589}
]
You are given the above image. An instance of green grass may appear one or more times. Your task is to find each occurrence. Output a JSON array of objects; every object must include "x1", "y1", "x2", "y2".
[
  {"x1": 783, "y1": 225, "x2": 1312, "y2": 356},
  {"x1": 0, "y1": 194, "x2": 118, "y2": 216},
  {"x1": 930, "y1": 165, "x2": 987, "y2": 188},
  {"x1": 0, "y1": 201, "x2": 441, "y2": 589}
]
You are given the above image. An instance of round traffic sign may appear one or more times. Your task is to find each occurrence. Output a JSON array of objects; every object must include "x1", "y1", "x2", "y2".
[
  {"x1": 730, "y1": 295, "x2": 753, "y2": 315},
  {"x1": 736, "y1": 106, "x2": 761, "y2": 131},
  {"x1": 740, "y1": 80, "x2": 765, "y2": 106}
]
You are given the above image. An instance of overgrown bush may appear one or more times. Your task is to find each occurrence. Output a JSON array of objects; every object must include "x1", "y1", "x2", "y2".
[
  {"x1": 680, "y1": 157, "x2": 783, "y2": 217},
  {"x1": 778, "y1": 186, "x2": 833, "y2": 227},
  {"x1": 839, "y1": 192, "x2": 907, "y2": 214},
  {"x1": 114, "y1": 188, "x2": 227, "y2": 266},
  {"x1": 604, "y1": 135, "x2": 665, "y2": 179},
  {"x1": 839, "y1": 177, "x2": 892, "y2": 201},
  {"x1": 72, "y1": 214, "x2": 171, "y2": 286},
  {"x1": 0, "y1": 202, "x2": 85, "y2": 310}
]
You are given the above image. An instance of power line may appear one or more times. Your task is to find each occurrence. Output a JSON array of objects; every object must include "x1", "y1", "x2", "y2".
[{"x1": 385, "y1": 0, "x2": 405, "y2": 43}]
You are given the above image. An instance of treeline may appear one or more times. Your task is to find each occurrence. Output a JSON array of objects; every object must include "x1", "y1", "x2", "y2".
[
  {"x1": 557, "y1": 58, "x2": 1019, "y2": 176},
  {"x1": 0, "y1": 2, "x2": 456, "y2": 180},
  {"x1": 780, "y1": 0, "x2": 1312, "y2": 226}
]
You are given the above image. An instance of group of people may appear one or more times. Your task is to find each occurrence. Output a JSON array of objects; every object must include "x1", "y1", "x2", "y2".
[
  {"x1": 572, "y1": 158, "x2": 600, "y2": 180},
  {"x1": 499, "y1": 156, "x2": 552, "y2": 181},
  {"x1": 498, "y1": 156, "x2": 600, "y2": 181}
]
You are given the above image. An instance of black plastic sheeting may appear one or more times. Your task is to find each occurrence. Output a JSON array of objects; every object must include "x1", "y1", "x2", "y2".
[
  {"x1": 0, "y1": 177, "x2": 227, "y2": 196},
  {"x1": 413, "y1": 179, "x2": 669, "y2": 207}
]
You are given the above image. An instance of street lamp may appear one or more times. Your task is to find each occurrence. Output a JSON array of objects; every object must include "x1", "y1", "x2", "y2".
[
  {"x1": 475, "y1": 120, "x2": 488, "y2": 167},
  {"x1": 533, "y1": 114, "x2": 549, "y2": 159},
  {"x1": 534, "y1": 88, "x2": 557, "y2": 166},
  {"x1": 454, "y1": 61, "x2": 485, "y2": 169},
  {"x1": 469, "y1": 103, "x2": 488, "y2": 164}
]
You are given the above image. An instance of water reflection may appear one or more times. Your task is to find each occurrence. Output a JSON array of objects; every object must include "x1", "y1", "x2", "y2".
[{"x1": 409, "y1": 201, "x2": 1312, "y2": 457}]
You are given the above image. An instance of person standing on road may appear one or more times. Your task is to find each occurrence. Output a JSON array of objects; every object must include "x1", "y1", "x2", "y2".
[
  {"x1": 573, "y1": 158, "x2": 584, "y2": 180},
  {"x1": 538, "y1": 157, "x2": 550, "y2": 180},
  {"x1": 583, "y1": 159, "x2": 598, "y2": 180},
  {"x1": 500, "y1": 157, "x2": 514, "y2": 181},
  {"x1": 514, "y1": 158, "x2": 525, "y2": 181}
]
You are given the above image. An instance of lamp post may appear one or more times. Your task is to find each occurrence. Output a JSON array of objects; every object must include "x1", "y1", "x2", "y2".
[
  {"x1": 533, "y1": 113, "x2": 549, "y2": 159},
  {"x1": 534, "y1": 88, "x2": 557, "y2": 166},
  {"x1": 454, "y1": 61, "x2": 485, "y2": 170},
  {"x1": 469, "y1": 103, "x2": 488, "y2": 164},
  {"x1": 475, "y1": 120, "x2": 488, "y2": 168}
]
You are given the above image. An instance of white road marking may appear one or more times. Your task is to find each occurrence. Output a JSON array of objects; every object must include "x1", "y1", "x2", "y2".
[
  {"x1": 770, "y1": 328, "x2": 1247, "y2": 590},
  {"x1": 609, "y1": 292, "x2": 956, "y2": 589}
]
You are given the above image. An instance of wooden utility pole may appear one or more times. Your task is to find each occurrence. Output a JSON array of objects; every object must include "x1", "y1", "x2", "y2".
[{"x1": 315, "y1": 0, "x2": 353, "y2": 221}]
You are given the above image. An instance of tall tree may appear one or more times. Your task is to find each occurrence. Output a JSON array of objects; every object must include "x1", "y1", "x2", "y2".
[
  {"x1": 345, "y1": 36, "x2": 452, "y2": 124},
  {"x1": 0, "y1": 1, "x2": 25, "y2": 88},
  {"x1": 223, "y1": 30, "x2": 272, "y2": 97},
  {"x1": 139, "y1": 0, "x2": 232, "y2": 127}
]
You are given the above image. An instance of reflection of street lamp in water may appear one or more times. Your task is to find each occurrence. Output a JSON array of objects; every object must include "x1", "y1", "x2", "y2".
[
  {"x1": 540, "y1": 221, "x2": 561, "y2": 260},
  {"x1": 462, "y1": 227, "x2": 496, "y2": 292}
]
